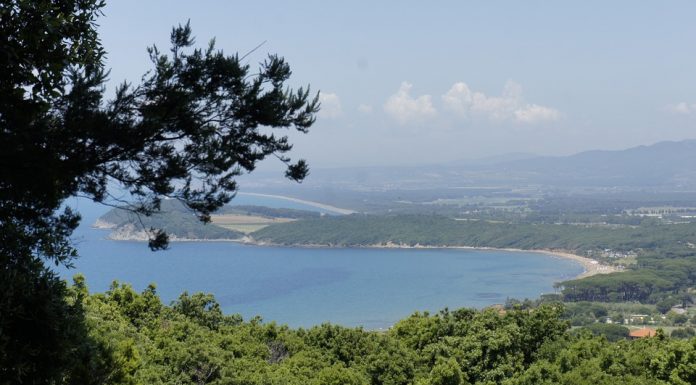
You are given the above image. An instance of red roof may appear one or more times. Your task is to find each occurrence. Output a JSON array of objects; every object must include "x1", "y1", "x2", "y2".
[{"x1": 629, "y1": 327, "x2": 656, "y2": 338}]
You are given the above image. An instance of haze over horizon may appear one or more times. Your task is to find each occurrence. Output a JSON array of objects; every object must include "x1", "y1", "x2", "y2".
[{"x1": 101, "y1": 1, "x2": 696, "y2": 168}]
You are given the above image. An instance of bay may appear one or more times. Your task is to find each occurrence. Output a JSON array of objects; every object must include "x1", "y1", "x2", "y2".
[{"x1": 56, "y1": 197, "x2": 583, "y2": 329}]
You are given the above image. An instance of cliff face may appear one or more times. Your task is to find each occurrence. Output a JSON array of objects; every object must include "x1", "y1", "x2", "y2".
[{"x1": 106, "y1": 223, "x2": 151, "y2": 241}]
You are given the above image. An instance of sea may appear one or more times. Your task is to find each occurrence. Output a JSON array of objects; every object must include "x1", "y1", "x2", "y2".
[{"x1": 55, "y1": 196, "x2": 583, "y2": 329}]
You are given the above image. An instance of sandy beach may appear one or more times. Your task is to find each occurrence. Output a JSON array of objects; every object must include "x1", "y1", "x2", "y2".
[
  {"x1": 362, "y1": 243, "x2": 617, "y2": 279},
  {"x1": 532, "y1": 249, "x2": 617, "y2": 279}
]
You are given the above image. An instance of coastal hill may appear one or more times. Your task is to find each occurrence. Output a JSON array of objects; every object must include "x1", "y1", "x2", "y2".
[
  {"x1": 95, "y1": 200, "x2": 243, "y2": 241},
  {"x1": 94, "y1": 200, "x2": 323, "y2": 240}
]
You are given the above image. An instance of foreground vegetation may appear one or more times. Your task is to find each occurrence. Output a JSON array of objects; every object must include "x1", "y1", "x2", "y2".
[
  {"x1": 56, "y1": 277, "x2": 696, "y2": 385},
  {"x1": 0, "y1": 1, "x2": 320, "y2": 381}
]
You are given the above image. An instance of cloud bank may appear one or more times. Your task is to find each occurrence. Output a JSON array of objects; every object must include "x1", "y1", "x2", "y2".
[
  {"x1": 442, "y1": 81, "x2": 560, "y2": 124},
  {"x1": 665, "y1": 102, "x2": 696, "y2": 115},
  {"x1": 382, "y1": 80, "x2": 560, "y2": 125}
]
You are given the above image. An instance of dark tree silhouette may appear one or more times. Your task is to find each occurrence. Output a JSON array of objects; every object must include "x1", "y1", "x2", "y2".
[{"x1": 0, "y1": 1, "x2": 318, "y2": 382}]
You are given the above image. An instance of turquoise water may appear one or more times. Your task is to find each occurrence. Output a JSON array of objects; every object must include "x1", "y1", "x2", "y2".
[{"x1": 57, "y1": 198, "x2": 582, "y2": 329}]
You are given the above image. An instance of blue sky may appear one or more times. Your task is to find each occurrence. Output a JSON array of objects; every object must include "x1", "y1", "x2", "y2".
[{"x1": 100, "y1": 1, "x2": 696, "y2": 168}]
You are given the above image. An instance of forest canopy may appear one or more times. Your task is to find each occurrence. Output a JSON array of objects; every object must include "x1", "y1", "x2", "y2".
[{"x1": 55, "y1": 278, "x2": 696, "y2": 385}]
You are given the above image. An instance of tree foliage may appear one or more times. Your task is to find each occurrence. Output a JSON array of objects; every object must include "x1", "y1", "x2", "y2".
[
  {"x1": 51, "y1": 280, "x2": 696, "y2": 385},
  {"x1": 0, "y1": 0, "x2": 317, "y2": 382},
  {"x1": 1, "y1": 0, "x2": 317, "y2": 258}
]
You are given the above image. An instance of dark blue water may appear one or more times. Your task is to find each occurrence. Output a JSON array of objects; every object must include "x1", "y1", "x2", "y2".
[{"x1": 56, "y1": 198, "x2": 582, "y2": 329}]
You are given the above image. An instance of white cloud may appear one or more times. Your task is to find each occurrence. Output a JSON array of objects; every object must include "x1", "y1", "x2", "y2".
[
  {"x1": 384, "y1": 82, "x2": 437, "y2": 124},
  {"x1": 441, "y1": 82, "x2": 473, "y2": 115},
  {"x1": 318, "y1": 92, "x2": 342, "y2": 118},
  {"x1": 357, "y1": 104, "x2": 373, "y2": 114},
  {"x1": 665, "y1": 102, "x2": 696, "y2": 114},
  {"x1": 514, "y1": 104, "x2": 561, "y2": 123},
  {"x1": 442, "y1": 80, "x2": 560, "y2": 124}
]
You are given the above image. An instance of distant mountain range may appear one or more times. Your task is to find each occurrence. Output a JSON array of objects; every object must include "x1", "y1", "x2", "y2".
[
  {"x1": 489, "y1": 139, "x2": 696, "y2": 188},
  {"x1": 242, "y1": 139, "x2": 696, "y2": 192}
]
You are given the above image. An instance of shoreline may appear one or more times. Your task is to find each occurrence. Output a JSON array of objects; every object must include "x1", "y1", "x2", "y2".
[
  {"x1": 234, "y1": 240, "x2": 617, "y2": 279},
  {"x1": 97, "y1": 228, "x2": 615, "y2": 279},
  {"x1": 237, "y1": 192, "x2": 357, "y2": 215},
  {"x1": 532, "y1": 249, "x2": 617, "y2": 279}
]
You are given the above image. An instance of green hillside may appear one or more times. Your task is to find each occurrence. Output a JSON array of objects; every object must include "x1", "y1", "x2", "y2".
[{"x1": 98, "y1": 200, "x2": 243, "y2": 240}]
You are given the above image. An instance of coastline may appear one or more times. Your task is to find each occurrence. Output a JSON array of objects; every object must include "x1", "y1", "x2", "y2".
[
  {"x1": 532, "y1": 249, "x2": 617, "y2": 279},
  {"x1": 371, "y1": 243, "x2": 618, "y2": 279},
  {"x1": 294, "y1": 242, "x2": 617, "y2": 280},
  {"x1": 97, "y1": 226, "x2": 615, "y2": 280},
  {"x1": 237, "y1": 192, "x2": 357, "y2": 215},
  {"x1": 236, "y1": 240, "x2": 616, "y2": 279}
]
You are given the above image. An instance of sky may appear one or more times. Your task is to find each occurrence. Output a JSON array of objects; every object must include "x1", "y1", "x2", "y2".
[{"x1": 99, "y1": 1, "x2": 696, "y2": 168}]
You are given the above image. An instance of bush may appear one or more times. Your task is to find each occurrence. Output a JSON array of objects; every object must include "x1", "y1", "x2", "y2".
[
  {"x1": 670, "y1": 327, "x2": 695, "y2": 339},
  {"x1": 667, "y1": 311, "x2": 689, "y2": 325},
  {"x1": 581, "y1": 323, "x2": 630, "y2": 342}
]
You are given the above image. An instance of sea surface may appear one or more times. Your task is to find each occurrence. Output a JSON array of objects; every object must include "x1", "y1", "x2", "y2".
[{"x1": 55, "y1": 197, "x2": 583, "y2": 329}]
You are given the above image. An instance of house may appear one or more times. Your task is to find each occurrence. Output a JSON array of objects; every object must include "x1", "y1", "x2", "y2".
[
  {"x1": 629, "y1": 327, "x2": 657, "y2": 339},
  {"x1": 670, "y1": 306, "x2": 687, "y2": 315},
  {"x1": 627, "y1": 314, "x2": 650, "y2": 324}
]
